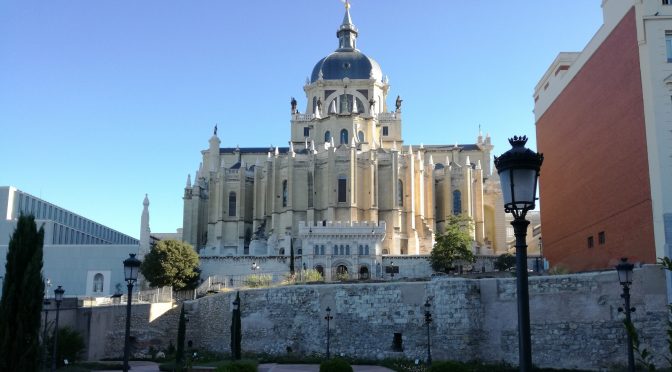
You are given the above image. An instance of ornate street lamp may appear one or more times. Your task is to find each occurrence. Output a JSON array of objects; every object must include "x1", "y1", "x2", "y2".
[
  {"x1": 51, "y1": 285, "x2": 64, "y2": 372},
  {"x1": 494, "y1": 135, "x2": 543, "y2": 372},
  {"x1": 616, "y1": 257, "x2": 636, "y2": 372},
  {"x1": 324, "y1": 307, "x2": 334, "y2": 359},
  {"x1": 122, "y1": 253, "x2": 141, "y2": 372},
  {"x1": 424, "y1": 299, "x2": 433, "y2": 365},
  {"x1": 251, "y1": 262, "x2": 260, "y2": 272},
  {"x1": 390, "y1": 261, "x2": 396, "y2": 280}
]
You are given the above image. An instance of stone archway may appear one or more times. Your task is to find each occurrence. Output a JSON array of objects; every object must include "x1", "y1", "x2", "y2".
[
  {"x1": 359, "y1": 265, "x2": 370, "y2": 280},
  {"x1": 333, "y1": 264, "x2": 349, "y2": 281}
]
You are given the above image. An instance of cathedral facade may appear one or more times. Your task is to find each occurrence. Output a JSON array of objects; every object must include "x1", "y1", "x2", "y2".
[{"x1": 182, "y1": 5, "x2": 506, "y2": 280}]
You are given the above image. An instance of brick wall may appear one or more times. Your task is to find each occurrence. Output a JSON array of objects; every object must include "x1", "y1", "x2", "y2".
[{"x1": 536, "y1": 7, "x2": 655, "y2": 271}]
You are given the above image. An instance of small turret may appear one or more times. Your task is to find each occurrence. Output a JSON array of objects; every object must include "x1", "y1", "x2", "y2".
[{"x1": 139, "y1": 194, "x2": 151, "y2": 257}]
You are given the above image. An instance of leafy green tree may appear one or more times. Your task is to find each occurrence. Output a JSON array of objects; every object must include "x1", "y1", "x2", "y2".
[
  {"x1": 430, "y1": 214, "x2": 475, "y2": 273},
  {"x1": 0, "y1": 214, "x2": 45, "y2": 372},
  {"x1": 494, "y1": 253, "x2": 516, "y2": 271},
  {"x1": 140, "y1": 240, "x2": 200, "y2": 290},
  {"x1": 176, "y1": 305, "x2": 186, "y2": 369}
]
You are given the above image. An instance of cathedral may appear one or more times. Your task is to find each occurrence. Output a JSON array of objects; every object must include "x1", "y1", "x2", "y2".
[{"x1": 182, "y1": 3, "x2": 506, "y2": 280}]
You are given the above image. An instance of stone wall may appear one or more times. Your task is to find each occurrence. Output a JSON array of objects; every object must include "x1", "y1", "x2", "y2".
[{"x1": 97, "y1": 265, "x2": 667, "y2": 370}]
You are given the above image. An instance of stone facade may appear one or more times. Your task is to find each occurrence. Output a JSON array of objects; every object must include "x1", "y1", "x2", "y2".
[{"x1": 96, "y1": 265, "x2": 668, "y2": 370}]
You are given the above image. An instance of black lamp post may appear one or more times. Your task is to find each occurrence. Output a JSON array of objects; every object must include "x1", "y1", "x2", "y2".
[
  {"x1": 494, "y1": 135, "x2": 543, "y2": 372},
  {"x1": 231, "y1": 296, "x2": 240, "y2": 360},
  {"x1": 424, "y1": 299, "x2": 432, "y2": 365},
  {"x1": 390, "y1": 261, "x2": 396, "y2": 280},
  {"x1": 122, "y1": 253, "x2": 141, "y2": 372},
  {"x1": 43, "y1": 298, "x2": 51, "y2": 371},
  {"x1": 43, "y1": 277, "x2": 53, "y2": 371},
  {"x1": 51, "y1": 285, "x2": 64, "y2": 372},
  {"x1": 616, "y1": 257, "x2": 636, "y2": 372},
  {"x1": 325, "y1": 306, "x2": 333, "y2": 359}
]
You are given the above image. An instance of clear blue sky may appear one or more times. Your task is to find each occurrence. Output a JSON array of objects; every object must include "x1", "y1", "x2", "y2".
[{"x1": 0, "y1": 0, "x2": 603, "y2": 239}]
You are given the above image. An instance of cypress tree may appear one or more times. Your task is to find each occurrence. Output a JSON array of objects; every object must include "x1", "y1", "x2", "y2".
[
  {"x1": 0, "y1": 214, "x2": 45, "y2": 372},
  {"x1": 175, "y1": 304, "x2": 186, "y2": 369}
]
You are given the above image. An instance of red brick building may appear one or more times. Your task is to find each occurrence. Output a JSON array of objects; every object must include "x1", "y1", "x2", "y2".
[{"x1": 534, "y1": 1, "x2": 672, "y2": 272}]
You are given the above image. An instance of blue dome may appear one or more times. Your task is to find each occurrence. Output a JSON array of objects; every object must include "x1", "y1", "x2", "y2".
[{"x1": 310, "y1": 50, "x2": 382, "y2": 83}]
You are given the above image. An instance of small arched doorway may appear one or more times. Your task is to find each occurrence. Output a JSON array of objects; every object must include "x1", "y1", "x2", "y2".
[
  {"x1": 359, "y1": 265, "x2": 369, "y2": 280},
  {"x1": 315, "y1": 265, "x2": 324, "y2": 277},
  {"x1": 335, "y1": 264, "x2": 349, "y2": 281}
]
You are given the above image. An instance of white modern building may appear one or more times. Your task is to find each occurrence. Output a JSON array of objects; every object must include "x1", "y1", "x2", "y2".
[{"x1": 0, "y1": 186, "x2": 139, "y2": 297}]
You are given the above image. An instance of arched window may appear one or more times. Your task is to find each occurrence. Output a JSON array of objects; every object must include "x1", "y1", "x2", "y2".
[
  {"x1": 340, "y1": 129, "x2": 349, "y2": 145},
  {"x1": 338, "y1": 175, "x2": 347, "y2": 203},
  {"x1": 228, "y1": 192, "x2": 236, "y2": 216},
  {"x1": 314, "y1": 245, "x2": 319, "y2": 255},
  {"x1": 358, "y1": 245, "x2": 363, "y2": 255},
  {"x1": 324, "y1": 131, "x2": 331, "y2": 142},
  {"x1": 358, "y1": 131, "x2": 364, "y2": 143},
  {"x1": 365, "y1": 245, "x2": 369, "y2": 255},
  {"x1": 333, "y1": 245, "x2": 338, "y2": 255},
  {"x1": 346, "y1": 245, "x2": 350, "y2": 255},
  {"x1": 397, "y1": 180, "x2": 404, "y2": 207},
  {"x1": 282, "y1": 180, "x2": 288, "y2": 207},
  {"x1": 315, "y1": 265, "x2": 324, "y2": 277},
  {"x1": 453, "y1": 190, "x2": 462, "y2": 215},
  {"x1": 279, "y1": 248, "x2": 285, "y2": 255},
  {"x1": 93, "y1": 273, "x2": 104, "y2": 293}
]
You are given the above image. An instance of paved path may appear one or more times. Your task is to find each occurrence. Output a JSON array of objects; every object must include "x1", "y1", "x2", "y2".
[
  {"x1": 98, "y1": 361, "x2": 161, "y2": 371},
  {"x1": 258, "y1": 364, "x2": 394, "y2": 372}
]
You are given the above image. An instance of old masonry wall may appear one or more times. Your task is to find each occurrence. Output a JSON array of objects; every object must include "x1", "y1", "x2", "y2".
[{"x1": 104, "y1": 265, "x2": 668, "y2": 370}]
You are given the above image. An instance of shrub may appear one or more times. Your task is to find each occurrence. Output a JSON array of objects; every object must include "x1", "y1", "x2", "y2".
[
  {"x1": 243, "y1": 274, "x2": 272, "y2": 288},
  {"x1": 214, "y1": 360, "x2": 257, "y2": 372},
  {"x1": 335, "y1": 272, "x2": 350, "y2": 282},
  {"x1": 301, "y1": 269, "x2": 324, "y2": 283},
  {"x1": 494, "y1": 253, "x2": 516, "y2": 271},
  {"x1": 158, "y1": 361, "x2": 177, "y2": 371},
  {"x1": 46, "y1": 327, "x2": 86, "y2": 367},
  {"x1": 548, "y1": 265, "x2": 569, "y2": 275},
  {"x1": 429, "y1": 361, "x2": 469, "y2": 372},
  {"x1": 320, "y1": 358, "x2": 353, "y2": 372}
]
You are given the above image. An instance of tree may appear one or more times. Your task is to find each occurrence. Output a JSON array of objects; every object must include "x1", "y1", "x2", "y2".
[
  {"x1": 230, "y1": 291, "x2": 242, "y2": 360},
  {"x1": 494, "y1": 253, "x2": 516, "y2": 272},
  {"x1": 430, "y1": 214, "x2": 475, "y2": 273},
  {"x1": 0, "y1": 214, "x2": 45, "y2": 372},
  {"x1": 140, "y1": 240, "x2": 200, "y2": 290},
  {"x1": 175, "y1": 304, "x2": 186, "y2": 369}
]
